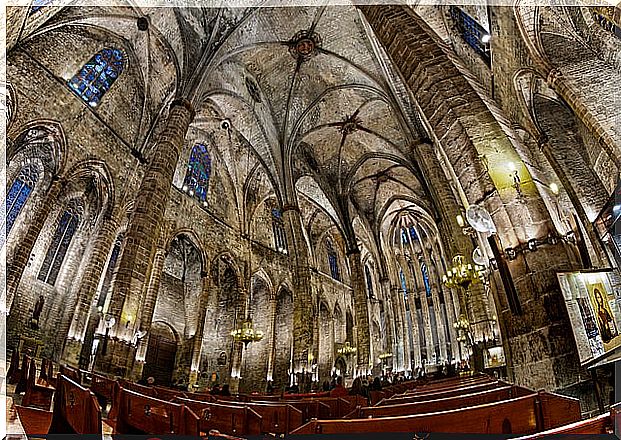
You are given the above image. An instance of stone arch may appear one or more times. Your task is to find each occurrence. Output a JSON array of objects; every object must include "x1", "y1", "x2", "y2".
[{"x1": 240, "y1": 272, "x2": 274, "y2": 392}]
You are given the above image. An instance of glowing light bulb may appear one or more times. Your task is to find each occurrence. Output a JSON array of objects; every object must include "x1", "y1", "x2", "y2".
[
  {"x1": 481, "y1": 34, "x2": 491, "y2": 44},
  {"x1": 549, "y1": 183, "x2": 559, "y2": 195}
]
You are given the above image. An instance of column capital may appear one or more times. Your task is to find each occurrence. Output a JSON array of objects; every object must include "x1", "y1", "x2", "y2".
[
  {"x1": 282, "y1": 203, "x2": 300, "y2": 213},
  {"x1": 171, "y1": 97, "x2": 195, "y2": 118}
]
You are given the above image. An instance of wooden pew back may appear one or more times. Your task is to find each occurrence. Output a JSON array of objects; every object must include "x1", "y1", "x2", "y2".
[
  {"x1": 90, "y1": 372, "x2": 116, "y2": 402},
  {"x1": 216, "y1": 400, "x2": 303, "y2": 434},
  {"x1": 382, "y1": 381, "x2": 501, "y2": 405},
  {"x1": 351, "y1": 385, "x2": 527, "y2": 418},
  {"x1": 292, "y1": 394, "x2": 543, "y2": 435},
  {"x1": 154, "y1": 386, "x2": 188, "y2": 401},
  {"x1": 49, "y1": 374, "x2": 102, "y2": 434},
  {"x1": 514, "y1": 412, "x2": 613, "y2": 438},
  {"x1": 59, "y1": 365, "x2": 81, "y2": 384},
  {"x1": 116, "y1": 388, "x2": 200, "y2": 435},
  {"x1": 23, "y1": 358, "x2": 55, "y2": 410},
  {"x1": 175, "y1": 397, "x2": 263, "y2": 436},
  {"x1": 251, "y1": 399, "x2": 330, "y2": 422}
]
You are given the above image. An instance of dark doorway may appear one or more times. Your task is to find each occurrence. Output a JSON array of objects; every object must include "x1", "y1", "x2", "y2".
[{"x1": 142, "y1": 322, "x2": 177, "y2": 387}]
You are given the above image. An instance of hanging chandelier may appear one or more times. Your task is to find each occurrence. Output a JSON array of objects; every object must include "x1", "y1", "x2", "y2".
[
  {"x1": 337, "y1": 342, "x2": 357, "y2": 356},
  {"x1": 442, "y1": 255, "x2": 485, "y2": 289},
  {"x1": 231, "y1": 318, "x2": 264, "y2": 348},
  {"x1": 379, "y1": 352, "x2": 393, "y2": 361}
]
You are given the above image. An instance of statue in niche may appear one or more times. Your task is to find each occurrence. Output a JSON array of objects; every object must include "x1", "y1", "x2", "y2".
[{"x1": 30, "y1": 295, "x2": 44, "y2": 330}]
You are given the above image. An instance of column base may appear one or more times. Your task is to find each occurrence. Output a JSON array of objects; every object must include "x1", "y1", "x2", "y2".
[{"x1": 94, "y1": 337, "x2": 137, "y2": 378}]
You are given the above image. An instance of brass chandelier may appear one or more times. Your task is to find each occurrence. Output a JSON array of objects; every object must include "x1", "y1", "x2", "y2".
[
  {"x1": 442, "y1": 255, "x2": 485, "y2": 289},
  {"x1": 337, "y1": 342, "x2": 357, "y2": 356},
  {"x1": 231, "y1": 318, "x2": 264, "y2": 348}
]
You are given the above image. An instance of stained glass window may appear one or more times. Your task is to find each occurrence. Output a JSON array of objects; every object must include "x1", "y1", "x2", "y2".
[
  {"x1": 4, "y1": 165, "x2": 39, "y2": 237},
  {"x1": 450, "y1": 6, "x2": 491, "y2": 65},
  {"x1": 365, "y1": 264, "x2": 375, "y2": 298},
  {"x1": 400, "y1": 268, "x2": 409, "y2": 311},
  {"x1": 68, "y1": 48, "x2": 124, "y2": 107},
  {"x1": 29, "y1": 0, "x2": 55, "y2": 15},
  {"x1": 400, "y1": 227, "x2": 409, "y2": 245},
  {"x1": 591, "y1": 7, "x2": 621, "y2": 39},
  {"x1": 272, "y1": 208, "x2": 287, "y2": 253},
  {"x1": 182, "y1": 143, "x2": 211, "y2": 203},
  {"x1": 96, "y1": 233, "x2": 124, "y2": 309},
  {"x1": 421, "y1": 262, "x2": 432, "y2": 297},
  {"x1": 38, "y1": 201, "x2": 81, "y2": 285},
  {"x1": 327, "y1": 240, "x2": 340, "y2": 281},
  {"x1": 409, "y1": 225, "x2": 418, "y2": 241}
]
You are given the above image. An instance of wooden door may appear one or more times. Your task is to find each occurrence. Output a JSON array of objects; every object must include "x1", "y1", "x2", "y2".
[{"x1": 142, "y1": 323, "x2": 177, "y2": 387}]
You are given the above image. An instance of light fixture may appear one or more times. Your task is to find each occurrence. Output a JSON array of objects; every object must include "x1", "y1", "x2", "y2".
[
  {"x1": 379, "y1": 352, "x2": 393, "y2": 361},
  {"x1": 481, "y1": 34, "x2": 491, "y2": 44},
  {"x1": 527, "y1": 239, "x2": 538, "y2": 251},
  {"x1": 549, "y1": 182, "x2": 559, "y2": 195},
  {"x1": 456, "y1": 214, "x2": 465, "y2": 228},
  {"x1": 231, "y1": 318, "x2": 264, "y2": 348},
  {"x1": 337, "y1": 342, "x2": 357, "y2": 356},
  {"x1": 442, "y1": 255, "x2": 485, "y2": 290},
  {"x1": 508, "y1": 162, "x2": 522, "y2": 195}
]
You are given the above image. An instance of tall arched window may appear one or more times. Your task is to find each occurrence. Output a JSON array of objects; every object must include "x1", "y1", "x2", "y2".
[
  {"x1": 400, "y1": 227, "x2": 409, "y2": 245},
  {"x1": 30, "y1": 0, "x2": 55, "y2": 15},
  {"x1": 4, "y1": 164, "x2": 39, "y2": 236},
  {"x1": 97, "y1": 233, "x2": 124, "y2": 309},
  {"x1": 271, "y1": 208, "x2": 287, "y2": 253},
  {"x1": 421, "y1": 262, "x2": 432, "y2": 297},
  {"x1": 449, "y1": 6, "x2": 491, "y2": 64},
  {"x1": 591, "y1": 7, "x2": 621, "y2": 39},
  {"x1": 365, "y1": 264, "x2": 375, "y2": 299},
  {"x1": 68, "y1": 48, "x2": 124, "y2": 107},
  {"x1": 327, "y1": 240, "x2": 340, "y2": 281},
  {"x1": 400, "y1": 268, "x2": 409, "y2": 310},
  {"x1": 182, "y1": 143, "x2": 211, "y2": 203},
  {"x1": 38, "y1": 201, "x2": 82, "y2": 285}
]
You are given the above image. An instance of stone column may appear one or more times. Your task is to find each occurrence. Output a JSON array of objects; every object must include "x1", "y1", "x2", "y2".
[
  {"x1": 62, "y1": 217, "x2": 119, "y2": 365},
  {"x1": 99, "y1": 98, "x2": 194, "y2": 375},
  {"x1": 346, "y1": 248, "x2": 371, "y2": 373},
  {"x1": 6, "y1": 176, "x2": 65, "y2": 311},
  {"x1": 281, "y1": 205, "x2": 314, "y2": 374}
]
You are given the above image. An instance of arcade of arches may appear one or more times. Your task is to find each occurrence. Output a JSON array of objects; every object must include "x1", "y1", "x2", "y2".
[{"x1": 4, "y1": 2, "x2": 621, "y2": 414}]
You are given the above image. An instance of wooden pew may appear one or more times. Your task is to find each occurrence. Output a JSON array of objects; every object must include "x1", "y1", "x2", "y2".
[
  {"x1": 175, "y1": 397, "x2": 263, "y2": 436},
  {"x1": 513, "y1": 412, "x2": 613, "y2": 438},
  {"x1": 405, "y1": 376, "x2": 495, "y2": 394},
  {"x1": 59, "y1": 365, "x2": 81, "y2": 384},
  {"x1": 115, "y1": 388, "x2": 200, "y2": 435},
  {"x1": 48, "y1": 374, "x2": 102, "y2": 434},
  {"x1": 213, "y1": 400, "x2": 303, "y2": 434},
  {"x1": 347, "y1": 385, "x2": 529, "y2": 418},
  {"x1": 382, "y1": 381, "x2": 502, "y2": 405},
  {"x1": 22, "y1": 358, "x2": 55, "y2": 410},
  {"x1": 90, "y1": 372, "x2": 116, "y2": 406},
  {"x1": 291, "y1": 392, "x2": 580, "y2": 435},
  {"x1": 251, "y1": 399, "x2": 331, "y2": 422},
  {"x1": 153, "y1": 385, "x2": 188, "y2": 401},
  {"x1": 186, "y1": 391, "x2": 218, "y2": 402}
]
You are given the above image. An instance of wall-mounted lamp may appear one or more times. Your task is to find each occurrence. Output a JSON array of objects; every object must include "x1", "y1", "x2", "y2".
[
  {"x1": 549, "y1": 182, "x2": 560, "y2": 196},
  {"x1": 481, "y1": 34, "x2": 491, "y2": 44},
  {"x1": 505, "y1": 247, "x2": 518, "y2": 260},
  {"x1": 527, "y1": 239, "x2": 538, "y2": 251},
  {"x1": 126, "y1": 314, "x2": 132, "y2": 328},
  {"x1": 456, "y1": 214, "x2": 465, "y2": 228}
]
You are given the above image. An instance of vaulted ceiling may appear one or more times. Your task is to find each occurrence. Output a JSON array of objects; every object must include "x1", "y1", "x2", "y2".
[{"x1": 9, "y1": 3, "x2": 435, "y2": 259}]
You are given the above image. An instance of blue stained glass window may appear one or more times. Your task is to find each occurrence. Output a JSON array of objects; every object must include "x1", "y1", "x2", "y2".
[
  {"x1": 450, "y1": 6, "x2": 491, "y2": 65},
  {"x1": 365, "y1": 264, "x2": 374, "y2": 298},
  {"x1": 409, "y1": 225, "x2": 418, "y2": 241},
  {"x1": 29, "y1": 0, "x2": 54, "y2": 15},
  {"x1": 38, "y1": 202, "x2": 81, "y2": 285},
  {"x1": 401, "y1": 227, "x2": 409, "y2": 245},
  {"x1": 421, "y1": 262, "x2": 432, "y2": 297},
  {"x1": 68, "y1": 48, "x2": 124, "y2": 107},
  {"x1": 271, "y1": 208, "x2": 287, "y2": 253},
  {"x1": 400, "y1": 268, "x2": 409, "y2": 311},
  {"x1": 592, "y1": 10, "x2": 621, "y2": 39},
  {"x1": 327, "y1": 240, "x2": 340, "y2": 281},
  {"x1": 183, "y1": 143, "x2": 211, "y2": 203},
  {"x1": 4, "y1": 165, "x2": 39, "y2": 237}
]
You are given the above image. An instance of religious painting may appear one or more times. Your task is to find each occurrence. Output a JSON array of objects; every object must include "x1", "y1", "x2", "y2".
[{"x1": 587, "y1": 282, "x2": 620, "y2": 350}]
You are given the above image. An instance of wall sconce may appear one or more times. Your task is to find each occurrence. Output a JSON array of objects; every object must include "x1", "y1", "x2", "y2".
[
  {"x1": 126, "y1": 315, "x2": 132, "y2": 328},
  {"x1": 489, "y1": 258, "x2": 498, "y2": 270},
  {"x1": 505, "y1": 247, "x2": 518, "y2": 260},
  {"x1": 527, "y1": 239, "x2": 538, "y2": 251},
  {"x1": 549, "y1": 182, "x2": 559, "y2": 196},
  {"x1": 508, "y1": 162, "x2": 522, "y2": 196},
  {"x1": 456, "y1": 214, "x2": 465, "y2": 228}
]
